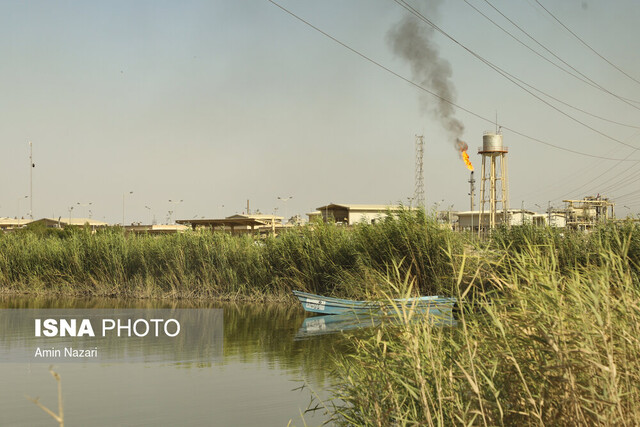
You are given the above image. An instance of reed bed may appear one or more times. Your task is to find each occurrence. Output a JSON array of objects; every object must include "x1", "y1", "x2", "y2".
[
  {"x1": 3, "y1": 214, "x2": 640, "y2": 424},
  {"x1": 329, "y1": 224, "x2": 640, "y2": 426},
  {"x1": 0, "y1": 210, "x2": 464, "y2": 299}
]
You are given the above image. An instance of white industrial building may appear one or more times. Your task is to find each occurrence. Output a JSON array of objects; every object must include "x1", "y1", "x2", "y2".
[
  {"x1": 0, "y1": 217, "x2": 32, "y2": 230},
  {"x1": 456, "y1": 209, "x2": 537, "y2": 231},
  {"x1": 313, "y1": 203, "x2": 411, "y2": 225}
]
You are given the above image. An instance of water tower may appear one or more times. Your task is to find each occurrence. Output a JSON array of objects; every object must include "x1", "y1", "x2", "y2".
[{"x1": 478, "y1": 132, "x2": 509, "y2": 231}]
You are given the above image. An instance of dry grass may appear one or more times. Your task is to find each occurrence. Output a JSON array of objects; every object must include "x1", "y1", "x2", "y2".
[{"x1": 330, "y1": 229, "x2": 640, "y2": 426}]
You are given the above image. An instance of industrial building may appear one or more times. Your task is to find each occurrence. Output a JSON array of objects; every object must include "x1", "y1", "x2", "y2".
[
  {"x1": 0, "y1": 218, "x2": 32, "y2": 230},
  {"x1": 177, "y1": 213, "x2": 284, "y2": 234},
  {"x1": 0, "y1": 217, "x2": 108, "y2": 231},
  {"x1": 563, "y1": 196, "x2": 615, "y2": 230},
  {"x1": 456, "y1": 209, "x2": 536, "y2": 231},
  {"x1": 32, "y1": 218, "x2": 109, "y2": 229},
  {"x1": 125, "y1": 224, "x2": 189, "y2": 234},
  {"x1": 313, "y1": 204, "x2": 412, "y2": 225}
]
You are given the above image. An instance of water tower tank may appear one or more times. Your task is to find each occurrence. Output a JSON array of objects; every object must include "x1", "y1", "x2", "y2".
[{"x1": 482, "y1": 132, "x2": 504, "y2": 152}]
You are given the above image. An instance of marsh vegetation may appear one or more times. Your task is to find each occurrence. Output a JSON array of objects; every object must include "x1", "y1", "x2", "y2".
[{"x1": 2, "y1": 212, "x2": 639, "y2": 425}]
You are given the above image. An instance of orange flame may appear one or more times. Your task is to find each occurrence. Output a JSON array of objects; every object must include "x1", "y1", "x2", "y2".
[
  {"x1": 462, "y1": 150, "x2": 474, "y2": 171},
  {"x1": 456, "y1": 138, "x2": 474, "y2": 171}
]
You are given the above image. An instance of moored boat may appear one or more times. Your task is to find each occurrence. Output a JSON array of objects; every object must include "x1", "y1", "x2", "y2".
[
  {"x1": 293, "y1": 290, "x2": 456, "y2": 315},
  {"x1": 294, "y1": 308, "x2": 457, "y2": 339}
]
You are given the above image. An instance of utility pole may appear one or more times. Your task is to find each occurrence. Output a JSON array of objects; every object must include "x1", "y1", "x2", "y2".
[
  {"x1": 29, "y1": 141, "x2": 34, "y2": 219},
  {"x1": 122, "y1": 191, "x2": 133, "y2": 225},
  {"x1": 168, "y1": 199, "x2": 183, "y2": 224},
  {"x1": 414, "y1": 135, "x2": 425, "y2": 209}
]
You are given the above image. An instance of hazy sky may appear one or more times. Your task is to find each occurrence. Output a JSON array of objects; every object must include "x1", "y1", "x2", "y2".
[{"x1": 2, "y1": 0, "x2": 639, "y2": 224}]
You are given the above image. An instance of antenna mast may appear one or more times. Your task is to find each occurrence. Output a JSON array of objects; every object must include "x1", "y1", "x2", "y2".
[{"x1": 29, "y1": 141, "x2": 33, "y2": 219}]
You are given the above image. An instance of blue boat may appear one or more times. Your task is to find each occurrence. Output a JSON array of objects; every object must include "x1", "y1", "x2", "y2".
[
  {"x1": 295, "y1": 309, "x2": 457, "y2": 339},
  {"x1": 293, "y1": 290, "x2": 456, "y2": 315}
]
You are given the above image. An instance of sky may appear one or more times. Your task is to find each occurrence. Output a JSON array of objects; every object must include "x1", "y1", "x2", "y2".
[{"x1": 1, "y1": 0, "x2": 639, "y2": 224}]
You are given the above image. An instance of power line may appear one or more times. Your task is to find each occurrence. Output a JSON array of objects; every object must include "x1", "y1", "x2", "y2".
[
  {"x1": 554, "y1": 144, "x2": 639, "y2": 201},
  {"x1": 516, "y1": 156, "x2": 604, "y2": 200},
  {"x1": 393, "y1": 0, "x2": 640, "y2": 151},
  {"x1": 266, "y1": 0, "x2": 639, "y2": 162},
  {"x1": 546, "y1": 131, "x2": 640, "y2": 202},
  {"x1": 479, "y1": 0, "x2": 640, "y2": 108},
  {"x1": 611, "y1": 186, "x2": 640, "y2": 201},
  {"x1": 598, "y1": 161, "x2": 640, "y2": 194},
  {"x1": 462, "y1": 0, "x2": 640, "y2": 129},
  {"x1": 534, "y1": 0, "x2": 640, "y2": 88}
]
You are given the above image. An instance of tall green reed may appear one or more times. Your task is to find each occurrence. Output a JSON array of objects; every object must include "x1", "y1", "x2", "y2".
[{"x1": 330, "y1": 227, "x2": 640, "y2": 426}]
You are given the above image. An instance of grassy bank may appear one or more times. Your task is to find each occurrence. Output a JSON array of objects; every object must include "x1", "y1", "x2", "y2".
[
  {"x1": 0, "y1": 210, "x2": 464, "y2": 299},
  {"x1": 330, "y1": 225, "x2": 640, "y2": 426},
  {"x1": 0, "y1": 211, "x2": 637, "y2": 302},
  {"x1": 3, "y1": 212, "x2": 640, "y2": 424}
]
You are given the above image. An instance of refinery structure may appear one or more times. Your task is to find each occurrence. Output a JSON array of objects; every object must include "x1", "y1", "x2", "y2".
[
  {"x1": 436, "y1": 130, "x2": 624, "y2": 233},
  {"x1": 0, "y1": 131, "x2": 630, "y2": 235},
  {"x1": 477, "y1": 132, "x2": 509, "y2": 233}
]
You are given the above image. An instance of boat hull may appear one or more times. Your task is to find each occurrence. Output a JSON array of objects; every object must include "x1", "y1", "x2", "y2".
[{"x1": 293, "y1": 290, "x2": 456, "y2": 315}]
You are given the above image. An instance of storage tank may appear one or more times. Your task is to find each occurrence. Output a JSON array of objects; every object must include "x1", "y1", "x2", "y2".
[{"x1": 482, "y1": 132, "x2": 504, "y2": 152}]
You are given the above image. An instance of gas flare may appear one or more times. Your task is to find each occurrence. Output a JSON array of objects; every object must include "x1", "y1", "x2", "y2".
[
  {"x1": 456, "y1": 138, "x2": 474, "y2": 171},
  {"x1": 462, "y1": 150, "x2": 474, "y2": 171}
]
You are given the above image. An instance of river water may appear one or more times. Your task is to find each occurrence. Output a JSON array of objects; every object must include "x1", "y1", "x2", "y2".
[{"x1": 0, "y1": 296, "x2": 345, "y2": 426}]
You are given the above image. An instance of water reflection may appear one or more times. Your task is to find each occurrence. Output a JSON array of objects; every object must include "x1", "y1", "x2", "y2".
[
  {"x1": 295, "y1": 308, "x2": 458, "y2": 339},
  {"x1": 0, "y1": 295, "x2": 346, "y2": 426}
]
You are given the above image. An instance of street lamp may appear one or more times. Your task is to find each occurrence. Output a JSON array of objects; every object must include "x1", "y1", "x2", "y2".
[
  {"x1": 76, "y1": 202, "x2": 92, "y2": 218},
  {"x1": 145, "y1": 206, "x2": 152, "y2": 225},
  {"x1": 168, "y1": 199, "x2": 183, "y2": 224},
  {"x1": 277, "y1": 195, "x2": 293, "y2": 225},
  {"x1": 122, "y1": 191, "x2": 133, "y2": 226},
  {"x1": 16, "y1": 195, "x2": 28, "y2": 219},
  {"x1": 407, "y1": 197, "x2": 414, "y2": 208}
]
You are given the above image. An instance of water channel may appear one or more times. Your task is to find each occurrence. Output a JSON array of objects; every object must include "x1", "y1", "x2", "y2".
[{"x1": 0, "y1": 296, "x2": 347, "y2": 426}]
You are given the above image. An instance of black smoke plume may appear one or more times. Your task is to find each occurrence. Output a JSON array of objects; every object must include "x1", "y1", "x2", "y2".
[{"x1": 387, "y1": 2, "x2": 465, "y2": 142}]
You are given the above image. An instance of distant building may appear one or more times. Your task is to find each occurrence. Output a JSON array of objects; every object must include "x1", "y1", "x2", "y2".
[
  {"x1": 0, "y1": 217, "x2": 109, "y2": 232},
  {"x1": 306, "y1": 211, "x2": 322, "y2": 223},
  {"x1": 224, "y1": 214, "x2": 283, "y2": 229},
  {"x1": 563, "y1": 196, "x2": 614, "y2": 230},
  {"x1": 456, "y1": 209, "x2": 536, "y2": 232},
  {"x1": 532, "y1": 212, "x2": 567, "y2": 228},
  {"x1": 32, "y1": 218, "x2": 109, "y2": 230},
  {"x1": 0, "y1": 217, "x2": 32, "y2": 231},
  {"x1": 176, "y1": 214, "x2": 284, "y2": 235},
  {"x1": 125, "y1": 224, "x2": 189, "y2": 234},
  {"x1": 314, "y1": 203, "x2": 411, "y2": 225}
]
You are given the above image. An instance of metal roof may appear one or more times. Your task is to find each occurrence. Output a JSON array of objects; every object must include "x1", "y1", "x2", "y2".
[
  {"x1": 36, "y1": 218, "x2": 109, "y2": 226},
  {"x1": 225, "y1": 214, "x2": 284, "y2": 220},
  {"x1": 0, "y1": 218, "x2": 33, "y2": 226},
  {"x1": 176, "y1": 218, "x2": 268, "y2": 227},
  {"x1": 315, "y1": 203, "x2": 409, "y2": 212},
  {"x1": 456, "y1": 209, "x2": 537, "y2": 216}
]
